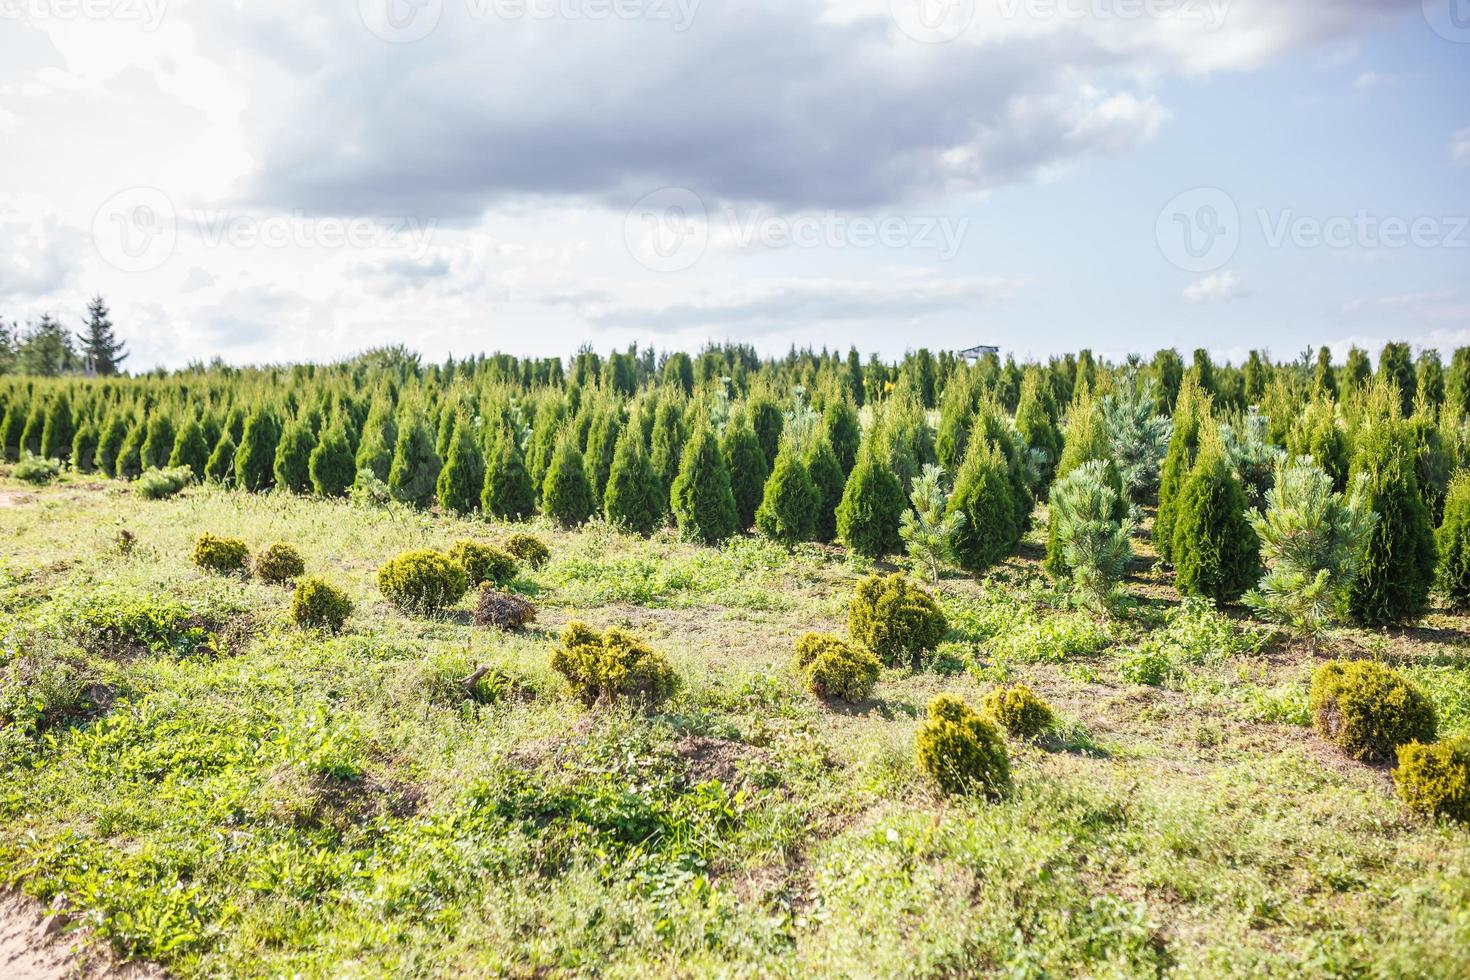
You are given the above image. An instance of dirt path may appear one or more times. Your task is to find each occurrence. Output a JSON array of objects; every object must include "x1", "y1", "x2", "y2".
[{"x1": 0, "y1": 893, "x2": 162, "y2": 979}]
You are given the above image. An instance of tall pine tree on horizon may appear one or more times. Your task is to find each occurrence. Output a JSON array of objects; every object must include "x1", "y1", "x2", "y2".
[{"x1": 78, "y1": 296, "x2": 128, "y2": 376}]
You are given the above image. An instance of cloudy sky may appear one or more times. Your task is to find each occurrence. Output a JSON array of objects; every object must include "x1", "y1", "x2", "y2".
[{"x1": 2, "y1": 0, "x2": 1468, "y2": 369}]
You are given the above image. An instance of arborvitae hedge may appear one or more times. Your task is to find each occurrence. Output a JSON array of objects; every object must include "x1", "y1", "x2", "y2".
[
  {"x1": 234, "y1": 410, "x2": 279, "y2": 491},
  {"x1": 805, "y1": 437, "x2": 845, "y2": 544},
  {"x1": 309, "y1": 420, "x2": 356, "y2": 497},
  {"x1": 670, "y1": 424, "x2": 738, "y2": 545},
  {"x1": 1171, "y1": 434, "x2": 1260, "y2": 602},
  {"x1": 756, "y1": 448, "x2": 818, "y2": 545},
  {"x1": 721, "y1": 411, "x2": 768, "y2": 531},
  {"x1": 1345, "y1": 410, "x2": 1437, "y2": 625},
  {"x1": 603, "y1": 427, "x2": 664, "y2": 535},
  {"x1": 168, "y1": 418, "x2": 211, "y2": 478},
  {"x1": 436, "y1": 416, "x2": 485, "y2": 515},
  {"x1": 822, "y1": 400, "x2": 861, "y2": 474},
  {"x1": 482, "y1": 425, "x2": 537, "y2": 521},
  {"x1": 836, "y1": 449, "x2": 906, "y2": 558},
  {"x1": 1438, "y1": 473, "x2": 1470, "y2": 609},
  {"x1": 1155, "y1": 375, "x2": 1208, "y2": 561},
  {"x1": 71, "y1": 423, "x2": 98, "y2": 473},
  {"x1": 542, "y1": 434, "x2": 597, "y2": 528},
  {"x1": 40, "y1": 394, "x2": 73, "y2": 461},
  {"x1": 140, "y1": 412, "x2": 176, "y2": 471},
  {"x1": 205, "y1": 433, "x2": 236, "y2": 484},
  {"x1": 387, "y1": 411, "x2": 441, "y2": 507},
  {"x1": 273, "y1": 418, "x2": 317, "y2": 493},
  {"x1": 949, "y1": 438, "x2": 1018, "y2": 574}
]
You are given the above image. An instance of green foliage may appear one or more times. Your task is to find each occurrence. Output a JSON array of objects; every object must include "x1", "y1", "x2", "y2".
[
  {"x1": 1345, "y1": 408, "x2": 1437, "y2": 626},
  {"x1": 308, "y1": 419, "x2": 356, "y2": 497},
  {"x1": 13, "y1": 452, "x2": 60, "y2": 485},
  {"x1": 1219, "y1": 409, "x2": 1284, "y2": 508},
  {"x1": 234, "y1": 409, "x2": 280, "y2": 492},
  {"x1": 539, "y1": 434, "x2": 595, "y2": 528},
  {"x1": 836, "y1": 449, "x2": 906, "y2": 559},
  {"x1": 721, "y1": 410, "x2": 769, "y2": 531},
  {"x1": 603, "y1": 427, "x2": 665, "y2": 535},
  {"x1": 1101, "y1": 369, "x2": 1172, "y2": 501},
  {"x1": 1309, "y1": 660, "x2": 1436, "y2": 762},
  {"x1": 755, "y1": 448, "x2": 817, "y2": 545},
  {"x1": 549, "y1": 621, "x2": 679, "y2": 709},
  {"x1": 980, "y1": 683, "x2": 1054, "y2": 739},
  {"x1": 503, "y1": 533, "x2": 550, "y2": 569},
  {"x1": 1015, "y1": 369, "x2": 1062, "y2": 485},
  {"x1": 900, "y1": 463, "x2": 963, "y2": 584},
  {"x1": 1155, "y1": 375, "x2": 1208, "y2": 561},
  {"x1": 822, "y1": 399, "x2": 861, "y2": 474},
  {"x1": 482, "y1": 424, "x2": 536, "y2": 521},
  {"x1": 436, "y1": 415, "x2": 485, "y2": 515},
  {"x1": 255, "y1": 543, "x2": 306, "y2": 584},
  {"x1": 376, "y1": 549, "x2": 470, "y2": 615},
  {"x1": 804, "y1": 437, "x2": 845, "y2": 543},
  {"x1": 204, "y1": 433, "x2": 235, "y2": 484},
  {"x1": 273, "y1": 418, "x2": 317, "y2": 493},
  {"x1": 1245, "y1": 461, "x2": 1378, "y2": 638},
  {"x1": 848, "y1": 572, "x2": 947, "y2": 667},
  {"x1": 1436, "y1": 473, "x2": 1470, "y2": 608},
  {"x1": 915, "y1": 694, "x2": 1011, "y2": 798},
  {"x1": 670, "y1": 424, "x2": 738, "y2": 545},
  {"x1": 949, "y1": 439, "x2": 1018, "y2": 574},
  {"x1": 70, "y1": 589, "x2": 216, "y2": 656},
  {"x1": 473, "y1": 586, "x2": 537, "y2": 630},
  {"x1": 1289, "y1": 396, "x2": 1349, "y2": 492},
  {"x1": 1394, "y1": 737, "x2": 1470, "y2": 823},
  {"x1": 388, "y1": 411, "x2": 442, "y2": 508},
  {"x1": 192, "y1": 533, "x2": 250, "y2": 574},
  {"x1": 136, "y1": 465, "x2": 192, "y2": 500},
  {"x1": 139, "y1": 410, "x2": 174, "y2": 471},
  {"x1": 290, "y1": 576, "x2": 353, "y2": 632},
  {"x1": 70, "y1": 422, "x2": 98, "y2": 473},
  {"x1": 447, "y1": 539, "x2": 517, "y2": 587},
  {"x1": 1049, "y1": 459, "x2": 1133, "y2": 610},
  {"x1": 167, "y1": 417, "x2": 211, "y2": 478},
  {"x1": 792, "y1": 632, "x2": 881, "y2": 703},
  {"x1": 1172, "y1": 435, "x2": 1259, "y2": 603}
]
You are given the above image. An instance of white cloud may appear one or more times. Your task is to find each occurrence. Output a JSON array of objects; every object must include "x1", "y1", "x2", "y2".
[
  {"x1": 1183, "y1": 271, "x2": 1242, "y2": 303},
  {"x1": 1453, "y1": 128, "x2": 1470, "y2": 168}
]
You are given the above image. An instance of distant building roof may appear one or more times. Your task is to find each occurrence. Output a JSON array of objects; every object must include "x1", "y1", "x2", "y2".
[{"x1": 957, "y1": 345, "x2": 1000, "y2": 359}]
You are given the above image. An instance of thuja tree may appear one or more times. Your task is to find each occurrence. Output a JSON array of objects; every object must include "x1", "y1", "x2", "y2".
[
  {"x1": 168, "y1": 417, "x2": 211, "y2": 479},
  {"x1": 309, "y1": 418, "x2": 356, "y2": 497},
  {"x1": 274, "y1": 417, "x2": 317, "y2": 493},
  {"x1": 755, "y1": 446, "x2": 818, "y2": 545},
  {"x1": 1014, "y1": 367, "x2": 1062, "y2": 488},
  {"x1": 603, "y1": 426, "x2": 664, "y2": 535},
  {"x1": 836, "y1": 445, "x2": 906, "y2": 558},
  {"x1": 482, "y1": 424, "x2": 536, "y2": 520},
  {"x1": 1345, "y1": 400, "x2": 1437, "y2": 625},
  {"x1": 1049, "y1": 459, "x2": 1133, "y2": 611},
  {"x1": 900, "y1": 463, "x2": 962, "y2": 584},
  {"x1": 1245, "y1": 459, "x2": 1378, "y2": 640},
  {"x1": 1046, "y1": 384, "x2": 1124, "y2": 577},
  {"x1": 805, "y1": 436, "x2": 845, "y2": 543},
  {"x1": 436, "y1": 415, "x2": 485, "y2": 515},
  {"x1": 721, "y1": 409, "x2": 768, "y2": 530},
  {"x1": 1219, "y1": 408, "x2": 1284, "y2": 509},
  {"x1": 388, "y1": 410, "x2": 442, "y2": 507},
  {"x1": 542, "y1": 433, "x2": 597, "y2": 528},
  {"x1": 948, "y1": 438, "x2": 1018, "y2": 574},
  {"x1": 1287, "y1": 395, "x2": 1350, "y2": 492},
  {"x1": 670, "y1": 423, "x2": 738, "y2": 545},
  {"x1": 1155, "y1": 375, "x2": 1210, "y2": 562},
  {"x1": 234, "y1": 408, "x2": 280, "y2": 492},
  {"x1": 1172, "y1": 428, "x2": 1260, "y2": 603},
  {"x1": 1436, "y1": 472, "x2": 1470, "y2": 609}
]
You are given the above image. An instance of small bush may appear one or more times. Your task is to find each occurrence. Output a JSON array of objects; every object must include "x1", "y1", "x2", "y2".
[
  {"x1": 72, "y1": 591, "x2": 214, "y2": 656},
  {"x1": 377, "y1": 549, "x2": 470, "y2": 615},
  {"x1": 13, "y1": 453, "x2": 60, "y2": 485},
  {"x1": 255, "y1": 543, "x2": 306, "y2": 584},
  {"x1": 291, "y1": 577, "x2": 354, "y2": 632},
  {"x1": 447, "y1": 539, "x2": 518, "y2": 587},
  {"x1": 1394, "y1": 737, "x2": 1470, "y2": 824},
  {"x1": 792, "y1": 632, "x2": 880, "y2": 703},
  {"x1": 1309, "y1": 660, "x2": 1437, "y2": 762},
  {"x1": 192, "y1": 533, "x2": 250, "y2": 574},
  {"x1": 136, "y1": 465, "x2": 192, "y2": 499},
  {"x1": 915, "y1": 694, "x2": 1011, "y2": 798},
  {"x1": 848, "y1": 572, "x2": 948, "y2": 667},
  {"x1": 473, "y1": 587, "x2": 537, "y2": 631},
  {"x1": 503, "y1": 533, "x2": 551, "y2": 569},
  {"x1": 549, "y1": 621, "x2": 678, "y2": 710},
  {"x1": 980, "y1": 683, "x2": 1054, "y2": 739}
]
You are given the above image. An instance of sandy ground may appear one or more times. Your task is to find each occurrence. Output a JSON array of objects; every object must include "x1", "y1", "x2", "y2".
[{"x1": 0, "y1": 892, "x2": 162, "y2": 980}]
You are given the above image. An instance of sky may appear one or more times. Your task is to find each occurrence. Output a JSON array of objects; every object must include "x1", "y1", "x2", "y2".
[{"x1": 1, "y1": 0, "x2": 1467, "y2": 370}]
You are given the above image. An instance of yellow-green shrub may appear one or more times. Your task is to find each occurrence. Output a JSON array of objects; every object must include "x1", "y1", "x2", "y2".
[
  {"x1": 447, "y1": 539, "x2": 517, "y2": 587},
  {"x1": 981, "y1": 683, "x2": 1054, "y2": 739},
  {"x1": 291, "y1": 577, "x2": 353, "y2": 632},
  {"x1": 377, "y1": 549, "x2": 469, "y2": 615},
  {"x1": 1394, "y1": 737, "x2": 1470, "y2": 823},
  {"x1": 549, "y1": 621, "x2": 678, "y2": 710},
  {"x1": 255, "y1": 542, "x2": 306, "y2": 584},
  {"x1": 848, "y1": 572, "x2": 947, "y2": 667},
  {"x1": 1309, "y1": 659, "x2": 1436, "y2": 761},
  {"x1": 792, "y1": 632, "x2": 880, "y2": 703},
  {"x1": 192, "y1": 533, "x2": 249, "y2": 574},
  {"x1": 915, "y1": 694, "x2": 1011, "y2": 798},
  {"x1": 504, "y1": 532, "x2": 551, "y2": 569}
]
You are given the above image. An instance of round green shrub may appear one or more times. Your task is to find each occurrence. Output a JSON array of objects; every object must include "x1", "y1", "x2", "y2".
[
  {"x1": 447, "y1": 539, "x2": 517, "y2": 587},
  {"x1": 981, "y1": 683, "x2": 1054, "y2": 739},
  {"x1": 848, "y1": 572, "x2": 947, "y2": 667},
  {"x1": 1394, "y1": 737, "x2": 1470, "y2": 824},
  {"x1": 192, "y1": 533, "x2": 250, "y2": 574},
  {"x1": 255, "y1": 543, "x2": 306, "y2": 584},
  {"x1": 1309, "y1": 660, "x2": 1437, "y2": 762},
  {"x1": 792, "y1": 632, "x2": 881, "y2": 703},
  {"x1": 915, "y1": 694, "x2": 1011, "y2": 798},
  {"x1": 503, "y1": 533, "x2": 550, "y2": 569},
  {"x1": 473, "y1": 586, "x2": 537, "y2": 631},
  {"x1": 377, "y1": 549, "x2": 470, "y2": 615},
  {"x1": 291, "y1": 577, "x2": 354, "y2": 632},
  {"x1": 549, "y1": 621, "x2": 678, "y2": 710}
]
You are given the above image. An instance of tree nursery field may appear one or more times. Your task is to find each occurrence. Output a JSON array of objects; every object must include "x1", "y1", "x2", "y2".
[{"x1": 2, "y1": 343, "x2": 1470, "y2": 977}]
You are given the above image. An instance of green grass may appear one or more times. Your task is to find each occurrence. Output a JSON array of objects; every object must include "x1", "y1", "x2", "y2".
[{"x1": 2, "y1": 477, "x2": 1470, "y2": 977}]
